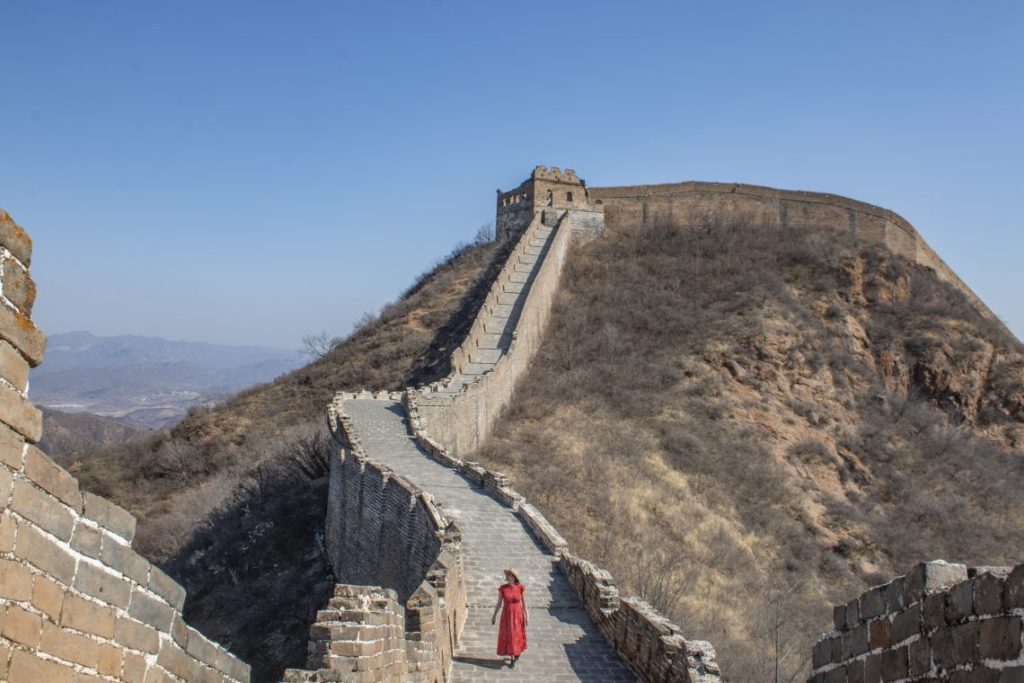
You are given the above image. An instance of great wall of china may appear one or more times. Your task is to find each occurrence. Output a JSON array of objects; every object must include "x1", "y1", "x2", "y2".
[{"x1": 0, "y1": 168, "x2": 1021, "y2": 682}]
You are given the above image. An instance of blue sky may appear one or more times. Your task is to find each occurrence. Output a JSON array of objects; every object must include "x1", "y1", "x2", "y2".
[{"x1": 2, "y1": 1, "x2": 1021, "y2": 348}]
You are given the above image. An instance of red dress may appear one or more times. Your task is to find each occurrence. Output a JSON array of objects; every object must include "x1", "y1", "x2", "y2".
[{"x1": 497, "y1": 583, "x2": 527, "y2": 656}]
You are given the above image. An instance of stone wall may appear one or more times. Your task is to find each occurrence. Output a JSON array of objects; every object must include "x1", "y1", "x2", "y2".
[
  {"x1": 496, "y1": 165, "x2": 600, "y2": 242},
  {"x1": 589, "y1": 182, "x2": 1002, "y2": 327},
  {"x1": 0, "y1": 210, "x2": 250, "y2": 682},
  {"x1": 403, "y1": 397, "x2": 722, "y2": 683},
  {"x1": 410, "y1": 210, "x2": 573, "y2": 458},
  {"x1": 808, "y1": 560, "x2": 1024, "y2": 682},
  {"x1": 285, "y1": 398, "x2": 466, "y2": 682}
]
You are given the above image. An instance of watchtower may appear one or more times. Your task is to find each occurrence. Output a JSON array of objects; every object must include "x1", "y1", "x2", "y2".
[{"x1": 495, "y1": 166, "x2": 603, "y2": 241}]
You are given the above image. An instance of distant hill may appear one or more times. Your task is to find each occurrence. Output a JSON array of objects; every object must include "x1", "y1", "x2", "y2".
[
  {"x1": 30, "y1": 331, "x2": 305, "y2": 427},
  {"x1": 39, "y1": 407, "x2": 150, "y2": 465}
]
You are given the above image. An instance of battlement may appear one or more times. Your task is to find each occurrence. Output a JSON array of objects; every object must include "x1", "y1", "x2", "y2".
[{"x1": 496, "y1": 165, "x2": 603, "y2": 241}]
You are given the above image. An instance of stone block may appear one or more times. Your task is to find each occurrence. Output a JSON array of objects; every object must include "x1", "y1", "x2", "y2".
[
  {"x1": 97, "y1": 643, "x2": 124, "y2": 679},
  {"x1": 75, "y1": 560, "x2": 133, "y2": 608},
  {"x1": 14, "y1": 520, "x2": 77, "y2": 584},
  {"x1": 0, "y1": 304, "x2": 45, "y2": 367},
  {"x1": 844, "y1": 597, "x2": 861, "y2": 629},
  {"x1": 950, "y1": 669, "x2": 1001, "y2": 683},
  {"x1": 83, "y1": 491, "x2": 137, "y2": 543},
  {"x1": 122, "y1": 651, "x2": 149, "y2": 683},
  {"x1": 0, "y1": 557, "x2": 34, "y2": 600},
  {"x1": 823, "y1": 664, "x2": 846, "y2": 683},
  {"x1": 923, "y1": 591, "x2": 947, "y2": 629},
  {"x1": 846, "y1": 658, "x2": 864, "y2": 682},
  {"x1": 0, "y1": 422, "x2": 24, "y2": 469},
  {"x1": 880, "y1": 646, "x2": 908, "y2": 681},
  {"x1": 157, "y1": 639, "x2": 200, "y2": 680},
  {"x1": 1005, "y1": 564, "x2": 1024, "y2": 610},
  {"x1": 101, "y1": 533, "x2": 151, "y2": 585},
  {"x1": 61, "y1": 593, "x2": 116, "y2": 638},
  {"x1": 116, "y1": 616, "x2": 161, "y2": 654},
  {"x1": 0, "y1": 464, "x2": 10, "y2": 506},
  {"x1": 129, "y1": 588, "x2": 175, "y2": 631},
  {"x1": 891, "y1": 602, "x2": 921, "y2": 643},
  {"x1": 0, "y1": 380, "x2": 41, "y2": 442},
  {"x1": 71, "y1": 522, "x2": 102, "y2": 558},
  {"x1": 979, "y1": 616, "x2": 1022, "y2": 660},
  {"x1": 0, "y1": 210, "x2": 33, "y2": 266},
  {"x1": 974, "y1": 572, "x2": 1006, "y2": 615},
  {"x1": 859, "y1": 586, "x2": 885, "y2": 621},
  {"x1": 8, "y1": 649, "x2": 76, "y2": 683},
  {"x1": 843, "y1": 623, "x2": 869, "y2": 659},
  {"x1": 864, "y1": 653, "x2": 881, "y2": 681},
  {"x1": 947, "y1": 580, "x2": 974, "y2": 622},
  {"x1": 869, "y1": 616, "x2": 892, "y2": 649},
  {"x1": 40, "y1": 619, "x2": 100, "y2": 668},
  {"x1": 10, "y1": 477, "x2": 74, "y2": 540},
  {"x1": 24, "y1": 446, "x2": 81, "y2": 510},
  {"x1": 903, "y1": 561, "x2": 967, "y2": 604},
  {"x1": 2, "y1": 256, "x2": 37, "y2": 315},
  {"x1": 149, "y1": 566, "x2": 186, "y2": 610},
  {"x1": 999, "y1": 667, "x2": 1024, "y2": 682},
  {"x1": 2, "y1": 604, "x2": 42, "y2": 647},
  {"x1": 908, "y1": 638, "x2": 931, "y2": 677},
  {"x1": 31, "y1": 574, "x2": 66, "y2": 620},
  {"x1": 0, "y1": 511, "x2": 14, "y2": 551},
  {"x1": 933, "y1": 621, "x2": 980, "y2": 669},
  {"x1": 832, "y1": 604, "x2": 846, "y2": 631},
  {"x1": 0, "y1": 340, "x2": 29, "y2": 391}
]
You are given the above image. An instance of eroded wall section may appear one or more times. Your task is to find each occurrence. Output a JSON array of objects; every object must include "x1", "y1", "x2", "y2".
[{"x1": 0, "y1": 210, "x2": 250, "y2": 683}]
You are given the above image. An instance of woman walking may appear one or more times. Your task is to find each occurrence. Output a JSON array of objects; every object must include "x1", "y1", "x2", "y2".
[{"x1": 491, "y1": 568, "x2": 528, "y2": 667}]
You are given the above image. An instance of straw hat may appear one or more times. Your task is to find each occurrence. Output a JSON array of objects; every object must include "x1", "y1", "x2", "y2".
[{"x1": 504, "y1": 568, "x2": 521, "y2": 584}]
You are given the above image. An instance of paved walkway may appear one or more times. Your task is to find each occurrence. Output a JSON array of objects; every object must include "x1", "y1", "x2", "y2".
[{"x1": 342, "y1": 399, "x2": 637, "y2": 683}]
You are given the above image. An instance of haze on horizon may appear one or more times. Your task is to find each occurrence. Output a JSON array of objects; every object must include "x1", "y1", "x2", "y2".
[{"x1": 1, "y1": 1, "x2": 1021, "y2": 348}]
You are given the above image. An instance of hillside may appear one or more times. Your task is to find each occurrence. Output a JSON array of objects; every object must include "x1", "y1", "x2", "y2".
[
  {"x1": 474, "y1": 217, "x2": 1024, "y2": 681},
  {"x1": 68, "y1": 238, "x2": 506, "y2": 681},
  {"x1": 38, "y1": 407, "x2": 150, "y2": 464},
  {"x1": 31, "y1": 331, "x2": 305, "y2": 427}
]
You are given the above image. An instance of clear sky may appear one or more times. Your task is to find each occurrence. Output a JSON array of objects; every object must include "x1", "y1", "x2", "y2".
[{"x1": 2, "y1": 1, "x2": 1021, "y2": 348}]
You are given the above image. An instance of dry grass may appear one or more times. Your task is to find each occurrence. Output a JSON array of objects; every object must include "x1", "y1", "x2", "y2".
[{"x1": 476, "y1": 217, "x2": 1024, "y2": 682}]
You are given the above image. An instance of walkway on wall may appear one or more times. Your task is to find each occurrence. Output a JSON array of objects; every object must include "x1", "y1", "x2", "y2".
[{"x1": 342, "y1": 399, "x2": 636, "y2": 682}]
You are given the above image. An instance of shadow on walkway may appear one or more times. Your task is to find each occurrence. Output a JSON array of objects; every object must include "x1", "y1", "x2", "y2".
[{"x1": 453, "y1": 655, "x2": 507, "y2": 670}]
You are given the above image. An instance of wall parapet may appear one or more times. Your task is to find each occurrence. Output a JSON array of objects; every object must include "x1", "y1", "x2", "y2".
[
  {"x1": 0, "y1": 209, "x2": 250, "y2": 682},
  {"x1": 284, "y1": 401, "x2": 466, "y2": 683},
  {"x1": 402, "y1": 393, "x2": 721, "y2": 683},
  {"x1": 808, "y1": 560, "x2": 1024, "y2": 682}
]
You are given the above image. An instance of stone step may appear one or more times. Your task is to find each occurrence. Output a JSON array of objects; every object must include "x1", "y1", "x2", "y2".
[
  {"x1": 502, "y1": 281, "x2": 525, "y2": 294},
  {"x1": 469, "y1": 349, "x2": 502, "y2": 365},
  {"x1": 459, "y1": 362, "x2": 492, "y2": 376},
  {"x1": 489, "y1": 303, "x2": 522, "y2": 318},
  {"x1": 508, "y1": 271, "x2": 529, "y2": 284},
  {"x1": 496, "y1": 292, "x2": 519, "y2": 306},
  {"x1": 518, "y1": 253, "x2": 538, "y2": 265},
  {"x1": 483, "y1": 318, "x2": 514, "y2": 335},
  {"x1": 475, "y1": 332, "x2": 513, "y2": 350}
]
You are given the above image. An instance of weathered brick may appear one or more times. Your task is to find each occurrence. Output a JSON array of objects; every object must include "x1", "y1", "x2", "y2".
[
  {"x1": 923, "y1": 591, "x2": 947, "y2": 629},
  {"x1": 0, "y1": 557, "x2": 34, "y2": 600},
  {"x1": 83, "y1": 491, "x2": 136, "y2": 543},
  {"x1": 14, "y1": 520, "x2": 77, "y2": 583},
  {"x1": 973, "y1": 571, "x2": 1007, "y2": 615},
  {"x1": 171, "y1": 612, "x2": 190, "y2": 647},
  {"x1": 31, "y1": 574, "x2": 66, "y2": 620},
  {"x1": 869, "y1": 616, "x2": 892, "y2": 649},
  {"x1": 843, "y1": 623, "x2": 869, "y2": 659},
  {"x1": 844, "y1": 597, "x2": 860, "y2": 629},
  {"x1": 75, "y1": 560, "x2": 133, "y2": 608},
  {"x1": 0, "y1": 511, "x2": 16, "y2": 551},
  {"x1": 61, "y1": 592, "x2": 116, "y2": 638},
  {"x1": 846, "y1": 658, "x2": 864, "y2": 682},
  {"x1": 832, "y1": 603, "x2": 846, "y2": 631},
  {"x1": 0, "y1": 642, "x2": 10, "y2": 681},
  {"x1": 0, "y1": 304, "x2": 45, "y2": 367},
  {"x1": 122, "y1": 650, "x2": 149, "y2": 683},
  {"x1": 8, "y1": 649, "x2": 75, "y2": 683},
  {"x1": 859, "y1": 586, "x2": 885, "y2": 621},
  {"x1": 0, "y1": 380, "x2": 41, "y2": 442},
  {"x1": 0, "y1": 422, "x2": 24, "y2": 469},
  {"x1": 0, "y1": 340, "x2": 29, "y2": 393},
  {"x1": 998, "y1": 666, "x2": 1024, "y2": 683},
  {"x1": 149, "y1": 566, "x2": 186, "y2": 610},
  {"x1": 934, "y1": 620, "x2": 981, "y2": 669},
  {"x1": 0, "y1": 464, "x2": 12, "y2": 506},
  {"x1": 10, "y1": 478, "x2": 74, "y2": 541},
  {"x1": 40, "y1": 619, "x2": 100, "y2": 667},
  {"x1": 979, "y1": 616, "x2": 1022, "y2": 660},
  {"x1": 909, "y1": 637, "x2": 931, "y2": 677},
  {"x1": 947, "y1": 580, "x2": 974, "y2": 622},
  {"x1": 101, "y1": 533, "x2": 151, "y2": 585},
  {"x1": 186, "y1": 627, "x2": 221, "y2": 666},
  {"x1": 98, "y1": 642, "x2": 125, "y2": 676},
  {"x1": 1005, "y1": 564, "x2": 1024, "y2": 610},
  {"x1": 891, "y1": 602, "x2": 922, "y2": 642},
  {"x1": 115, "y1": 616, "x2": 160, "y2": 654},
  {"x1": 903, "y1": 561, "x2": 968, "y2": 604},
  {"x1": 864, "y1": 653, "x2": 882, "y2": 681},
  {"x1": 2, "y1": 255, "x2": 36, "y2": 315},
  {"x1": 158, "y1": 639, "x2": 200, "y2": 680},
  {"x1": 23, "y1": 446, "x2": 81, "y2": 510},
  {"x1": 824, "y1": 665, "x2": 846, "y2": 683},
  {"x1": 2, "y1": 604, "x2": 42, "y2": 647},
  {"x1": 71, "y1": 522, "x2": 102, "y2": 558},
  {"x1": 145, "y1": 665, "x2": 179, "y2": 683},
  {"x1": 0, "y1": 210, "x2": 33, "y2": 266},
  {"x1": 880, "y1": 645, "x2": 908, "y2": 681},
  {"x1": 129, "y1": 588, "x2": 175, "y2": 631}
]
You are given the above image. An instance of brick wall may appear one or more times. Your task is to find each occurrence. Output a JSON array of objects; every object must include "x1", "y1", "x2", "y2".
[
  {"x1": 808, "y1": 560, "x2": 1024, "y2": 682},
  {"x1": 0, "y1": 210, "x2": 250, "y2": 682},
  {"x1": 589, "y1": 182, "x2": 1003, "y2": 330},
  {"x1": 284, "y1": 400, "x2": 466, "y2": 682}
]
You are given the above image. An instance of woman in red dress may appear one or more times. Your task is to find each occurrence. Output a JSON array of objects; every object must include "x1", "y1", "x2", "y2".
[{"x1": 491, "y1": 568, "x2": 528, "y2": 667}]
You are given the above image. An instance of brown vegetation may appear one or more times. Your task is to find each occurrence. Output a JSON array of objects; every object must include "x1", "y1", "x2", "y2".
[{"x1": 475, "y1": 216, "x2": 1024, "y2": 682}]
